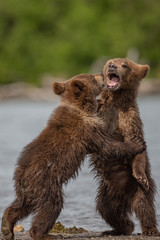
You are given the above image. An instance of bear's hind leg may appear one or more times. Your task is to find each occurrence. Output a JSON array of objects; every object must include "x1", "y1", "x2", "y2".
[
  {"x1": 100, "y1": 208, "x2": 134, "y2": 236},
  {"x1": 132, "y1": 187, "x2": 160, "y2": 236},
  {"x1": 29, "y1": 193, "x2": 63, "y2": 240},
  {"x1": 1, "y1": 199, "x2": 31, "y2": 240},
  {"x1": 1, "y1": 214, "x2": 14, "y2": 240},
  {"x1": 96, "y1": 184, "x2": 134, "y2": 236}
]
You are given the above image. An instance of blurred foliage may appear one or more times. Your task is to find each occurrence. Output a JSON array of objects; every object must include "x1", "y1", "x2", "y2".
[{"x1": 0, "y1": 0, "x2": 160, "y2": 85}]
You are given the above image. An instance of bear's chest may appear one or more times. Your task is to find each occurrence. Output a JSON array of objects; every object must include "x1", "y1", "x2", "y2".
[{"x1": 102, "y1": 105, "x2": 129, "y2": 140}]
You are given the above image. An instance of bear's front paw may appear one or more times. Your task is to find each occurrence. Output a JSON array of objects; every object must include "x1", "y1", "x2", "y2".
[
  {"x1": 143, "y1": 228, "x2": 160, "y2": 236},
  {"x1": 133, "y1": 171, "x2": 149, "y2": 190},
  {"x1": 101, "y1": 230, "x2": 120, "y2": 236},
  {"x1": 131, "y1": 136, "x2": 146, "y2": 154}
]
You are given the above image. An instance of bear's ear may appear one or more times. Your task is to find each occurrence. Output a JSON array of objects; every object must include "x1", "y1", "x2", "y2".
[
  {"x1": 138, "y1": 64, "x2": 150, "y2": 79},
  {"x1": 70, "y1": 79, "x2": 86, "y2": 97},
  {"x1": 52, "y1": 82, "x2": 65, "y2": 95},
  {"x1": 93, "y1": 73, "x2": 104, "y2": 81}
]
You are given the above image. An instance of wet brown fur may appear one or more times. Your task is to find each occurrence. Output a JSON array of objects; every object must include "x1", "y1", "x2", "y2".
[
  {"x1": 1, "y1": 73, "x2": 145, "y2": 240},
  {"x1": 92, "y1": 58, "x2": 159, "y2": 236}
]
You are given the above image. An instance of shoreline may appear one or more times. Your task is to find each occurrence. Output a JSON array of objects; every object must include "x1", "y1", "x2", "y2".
[
  {"x1": 1, "y1": 232, "x2": 160, "y2": 240},
  {"x1": 0, "y1": 78, "x2": 160, "y2": 101}
]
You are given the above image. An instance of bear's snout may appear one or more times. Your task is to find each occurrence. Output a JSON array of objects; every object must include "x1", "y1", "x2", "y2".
[{"x1": 108, "y1": 62, "x2": 117, "y2": 71}]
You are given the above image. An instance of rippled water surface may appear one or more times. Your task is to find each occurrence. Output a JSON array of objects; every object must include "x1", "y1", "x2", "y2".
[{"x1": 0, "y1": 96, "x2": 160, "y2": 233}]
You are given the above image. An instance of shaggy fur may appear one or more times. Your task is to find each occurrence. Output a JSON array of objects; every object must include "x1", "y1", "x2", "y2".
[
  {"x1": 91, "y1": 58, "x2": 160, "y2": 236},
  {"x1": 1, "y1": 73, "x2": 145, "y2": 240}
]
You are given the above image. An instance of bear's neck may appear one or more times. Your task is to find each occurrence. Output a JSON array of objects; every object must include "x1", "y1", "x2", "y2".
[
  {"x1": 61, "y1": 99, "x2": 98, "y2": 116},
  {"x1": 104, "y1": 88, "x2": 138, "y2": 109},
  {"x1": 77, "y1": 98, "x2": 98, "y2": 114}
]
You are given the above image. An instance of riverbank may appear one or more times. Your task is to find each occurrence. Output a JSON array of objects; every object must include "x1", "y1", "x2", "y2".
[
  {"x1": 1, "y1": 232, "x2": 160, "y2": 240},
  {"x1": 1, "y1": 223, "x2": 160, "y2": 240},
  {"x1": 0, "y1": 77, "x2": 160, "y2": 101}
]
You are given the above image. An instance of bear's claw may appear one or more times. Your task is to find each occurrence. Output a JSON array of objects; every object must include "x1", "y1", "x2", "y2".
[
  {"x1": 137, "y1": 176, "x2": 149, "y2": 190},
  {"x1": 101, "y1": 230, "x2": 120, "y2": 236},
  {"x1": 1, "y1": 216, "x2": 14, "y2": 240},
  {"x1": 143, "y1": 228, "x2": 160, "y2": 236},
  {"x1": 133, "y1": 172, "x2": 149, "y2": 190}
]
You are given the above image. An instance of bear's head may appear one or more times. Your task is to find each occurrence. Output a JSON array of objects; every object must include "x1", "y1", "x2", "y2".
[
  {"x1": 52, "y1": 73, "x2": 104, "y2": 112},
  {"x1": 103, "y1": 58, "x2": 150, "y2": 91}
]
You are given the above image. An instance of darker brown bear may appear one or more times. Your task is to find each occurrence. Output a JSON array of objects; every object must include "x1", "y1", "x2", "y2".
[
  {"x1": 92, "y1": 58, "x2": 159, "y2": 236},
  {"x1": 1, "y1": 73, "x2": 145, "y2": 240}
]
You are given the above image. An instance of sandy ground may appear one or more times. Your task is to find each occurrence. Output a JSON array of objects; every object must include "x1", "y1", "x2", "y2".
[{"x1": 1, "y1": 232, "x2": 160, "y2": 240}]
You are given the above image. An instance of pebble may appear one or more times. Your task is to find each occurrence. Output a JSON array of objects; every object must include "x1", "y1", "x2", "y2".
[{"x1": 13, "y1": 225, "x2": 25, "y2": 232}]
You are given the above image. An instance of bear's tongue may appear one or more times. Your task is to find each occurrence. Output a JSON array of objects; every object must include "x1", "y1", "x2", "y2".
[{"x1": 108, "y1": 75, "x2": 119, "y2": 87}]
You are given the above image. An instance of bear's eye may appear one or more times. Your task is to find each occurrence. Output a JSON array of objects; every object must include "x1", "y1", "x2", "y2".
[{"x1": 122, "y1": 64, "x2": 128, "y2": 69}]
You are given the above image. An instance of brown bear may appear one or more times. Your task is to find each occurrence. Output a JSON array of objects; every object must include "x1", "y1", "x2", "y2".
[
  {"x1": 91, "y1": 58, "x2": 160, "y2": 236},
  {"x1": 1, "y1": 73, "x2": 145, "y2": 240}
]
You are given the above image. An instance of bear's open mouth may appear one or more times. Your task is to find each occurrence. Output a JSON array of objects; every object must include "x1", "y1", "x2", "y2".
[{"x1": 107, "y1": 72, "x2": 120, "y2": 90}]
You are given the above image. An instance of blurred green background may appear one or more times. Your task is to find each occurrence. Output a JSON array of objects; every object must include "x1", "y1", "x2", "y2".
[{"x1": 0, "y1": 0, "x2": 160, "y2": 85}]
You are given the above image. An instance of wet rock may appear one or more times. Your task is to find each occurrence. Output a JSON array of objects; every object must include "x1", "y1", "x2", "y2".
[{"x1": 50, "y1": 221, "x2": 88, "y2": 234}]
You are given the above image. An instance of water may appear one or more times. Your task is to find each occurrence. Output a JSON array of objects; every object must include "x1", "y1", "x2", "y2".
[{"x1": 0, "y1": 96, "x2": 160, "y2": 233}]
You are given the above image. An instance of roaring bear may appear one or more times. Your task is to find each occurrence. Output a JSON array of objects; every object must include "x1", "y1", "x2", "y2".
[
  {"x1": 92, "y1": 58, "x2": 160, "y2": 236},
  {"x1": 1, "y1": 73, "x2": 145, "y2": 240}
]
